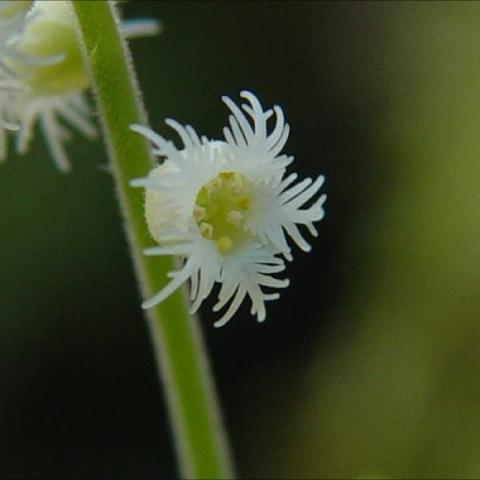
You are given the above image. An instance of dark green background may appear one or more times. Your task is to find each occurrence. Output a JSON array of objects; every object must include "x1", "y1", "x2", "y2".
[{"x1": 2, "y1": 1, "x2": 480, "y2": 478}]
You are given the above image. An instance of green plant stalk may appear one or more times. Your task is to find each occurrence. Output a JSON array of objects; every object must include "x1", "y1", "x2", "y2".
[{"x1": 70, "y1": 1, "x2": 234, "y2": 478}]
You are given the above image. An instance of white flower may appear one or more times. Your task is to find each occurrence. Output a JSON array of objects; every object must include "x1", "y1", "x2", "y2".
[
  {"x1": 0, "y1": 0, "x2": 160, "y2": 171},
  {"x1": 131, "y1": 91, "x2": 326, "y2": 327}
]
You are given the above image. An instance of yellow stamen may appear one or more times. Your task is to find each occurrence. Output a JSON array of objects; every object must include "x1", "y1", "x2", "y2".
[
  {"x1": 238, "y1": 196, "x2": 251, "y2": 211},
  {"x1": 193, "y1": 205, "x2": 206, "y2": 222},
  {"x1": 216, "y1": 236, "x2": 234, "y2": 253},
  {"x1": 200, "y1": 222, "x2": 213, "y2": 239},
  {"x1": 227, "y1": 210, "x2": 243, "y2": 225}
]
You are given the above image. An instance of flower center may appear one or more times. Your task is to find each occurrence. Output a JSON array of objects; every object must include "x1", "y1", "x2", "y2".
[{"x1": 194, "y1": 171, "x2": 252, "y2": 253}]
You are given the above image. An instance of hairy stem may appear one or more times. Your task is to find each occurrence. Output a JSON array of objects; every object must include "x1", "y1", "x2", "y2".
[{"x1": 70, "y1": 1, "x2": 234, "y2": 477}]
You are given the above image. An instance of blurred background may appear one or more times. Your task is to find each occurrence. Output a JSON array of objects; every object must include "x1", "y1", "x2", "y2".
[{"x1": 2, "y1": 1, "x2": 480, "y2": 477}]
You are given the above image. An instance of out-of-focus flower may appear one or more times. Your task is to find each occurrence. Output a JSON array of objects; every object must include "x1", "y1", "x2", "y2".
[
  {"x1": 0, "y1": 0, "x2": 160, "y2": 171},
  {"x1": 131, "y1": 91, "x2": 326, "y2": 327}
]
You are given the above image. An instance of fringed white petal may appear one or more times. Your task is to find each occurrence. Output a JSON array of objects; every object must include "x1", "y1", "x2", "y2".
[
  {"x1": 221, "y1": 90, "x2": 291, "y2": 180},
  {"x1": 212, "y1": 244, "x2": 288, "y2": 326},
  {"x1": 13, "y1": 92, "x2": 97, "y2": 171},
  {"x1": 142, "y1": 267, "x2": 192, "y2": 309},
  {"x1": 120, "y1": 18, "x2": 162, "y2": 39}
]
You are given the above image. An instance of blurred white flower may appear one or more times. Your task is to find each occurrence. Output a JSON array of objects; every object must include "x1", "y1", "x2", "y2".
[
  {"x1": 131, "y1": 91, "x2": 326, "y2": 327},
  {"x1": 0, "y1": 0, "x2": 160, "y2": 171}
]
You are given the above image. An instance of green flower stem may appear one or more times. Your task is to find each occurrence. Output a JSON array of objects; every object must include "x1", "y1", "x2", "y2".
[{"x1": 70, "y1": 1, "x2": 234, "y2": 478}]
